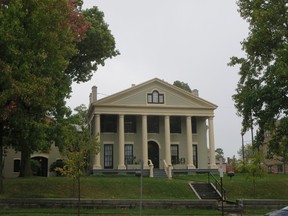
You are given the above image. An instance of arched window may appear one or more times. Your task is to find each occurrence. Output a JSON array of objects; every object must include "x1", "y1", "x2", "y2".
[
  {"x1": 147, "y1": 90, "x2": 164, "y2": 104},
  {"x1": 152, "y1": 91, "x2": 159, "y2": 103}
]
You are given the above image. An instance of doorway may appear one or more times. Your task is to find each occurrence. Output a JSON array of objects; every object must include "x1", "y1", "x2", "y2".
[
  {"x1": 31, "y1": 156, "x2": 48, "y2": 177},
  {"x1": 148, "y1": 141, "x2": 159, "y2": 168}
]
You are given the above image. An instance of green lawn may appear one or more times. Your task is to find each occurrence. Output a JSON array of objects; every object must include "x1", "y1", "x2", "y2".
[
  {"x1": 0, "y1": 173, "x2": 286, "y2": 216},
  {"x1": 173, "y1": 173, "x2": 288, "y2": 200},
  {"x1": 0, "y1": 173, "x2": 288, "y2": 200},
  {"x1": 221, "y1": 173, "x2": 288, "y2": 200}
]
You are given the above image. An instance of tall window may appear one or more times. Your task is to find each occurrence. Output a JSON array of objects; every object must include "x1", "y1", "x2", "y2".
[
  {"x1": 125, "y1": 144, "x2": 133, "y2": 165},
  {"x1": 124, "y1": 115, "x2": 137, "y2": 133},
  {"x1": 147, "y1": 116, "x2": 159, "y2": 133},
  {"x1": 147, "y1": 90, "x2": 164, "y2": 104},
  {"x1": 193, "y1": 144, "x2": 198, "y2": 168},
  {"x1": 192, "y1": 117, "x2": 197, "y2": 134},
  {"x1": 171, "y1": 144, "x2": 179, "y2": 165},
  {"x1": 101, "y1": 115, "x2": 117, "y2": 133},
  {"x1": 104, "y1": 144, "x2": 113, "y2": 168},
  {"x1": 170, "y1": 116, "x2": 181, "y2": 133},
  {"x1": 277, "y1": 164, "x2": 283, "y2": 173},
  {"x1": 13, "y1": 159, "x2": 21, "y2": 172}
]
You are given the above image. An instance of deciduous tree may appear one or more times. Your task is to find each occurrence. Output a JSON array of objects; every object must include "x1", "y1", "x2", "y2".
[
  {"x1": 0, "y1": 0, "x2": 78, "y2": 180},
  {"x1": 0, "y1": 0, "x2": 118, "y2": 188},
  {"x1": 173, "y1": 80, "x2": 192, "y2": 93},
  {"x1": 229, "y1": 1, "x2": 288, "y2": 153},
  {"x1": 66, "y1": 6, "x2": 119, "y2": 83},
  {"x1": 55, "y1": 105, "x2": 100, "y2": 216},
  {"x1": 237, "y1": 143, "x2": 254, "y2": 160},
  {"x1": 215, "y1": 148, "x2": 225, "y2": 162},
  {"x1": 238, "y1": 151, "x2": 265, "y2": 193}
]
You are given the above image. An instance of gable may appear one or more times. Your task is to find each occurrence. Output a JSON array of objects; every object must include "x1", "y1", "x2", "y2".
[{"x1": 93, "y1": 78, "x2": 217, "y2": 110}]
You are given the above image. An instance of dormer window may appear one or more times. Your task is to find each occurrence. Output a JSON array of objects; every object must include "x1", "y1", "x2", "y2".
[{"x1": 147, "y1": 90, "x2": 164, "y2": 104}]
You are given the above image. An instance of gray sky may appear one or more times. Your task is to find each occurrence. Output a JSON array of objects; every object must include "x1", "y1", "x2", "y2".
[{"x1": 67, "y1": 0, "x2": 251, "y2": 159}]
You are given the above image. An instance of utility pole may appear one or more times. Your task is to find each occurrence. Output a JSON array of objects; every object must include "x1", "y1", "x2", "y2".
[
  {"x1": 140, "y1": 160, "x2": 143, "y2": 216},
  {"x1": 219, "y1": 159, "x2": 224, "y2": 216}
]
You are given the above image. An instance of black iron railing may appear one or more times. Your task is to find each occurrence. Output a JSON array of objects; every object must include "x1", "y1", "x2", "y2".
[{"x1": 207, "y1": 172, "x2": 226, "y2": 201}]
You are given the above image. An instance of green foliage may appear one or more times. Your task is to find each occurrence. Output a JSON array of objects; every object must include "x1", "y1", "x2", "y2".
[
  {"x1": 56, "y1": 105, "x2": 100, "y2": 179},
  {"x1": 173, "y1": 80, "x2": 192, "y2": 92},
  {"x1": 0, "y1": 0, "x2": 78, "y2": 177},
  {"x1": 56, "y1": 131, "x2": 99, "y2": 179},
  {"x1": 65, "y1": 6, "x2": 120, "y2": 83},
  {"x1": 229, "y1": 1, "x2": 288, "y2": 151},
  {"x1": 0, "y1": 0, "x2": 118, "y2": 180},
  {"x1": 54, "y1": 105, "x2": 100, "y2": 215},
  {"x1": 49, "y1": 159, "x2": 65, "y2": 176},
  {"x1": 215, "y1": 148, "x2": 225, "y2": 162},
  {"x1": 237, "y1": 151, "x2": 266, "y2": 193},
  {"x1": 229, "y1": 155, "x2": 238, "y2": 172},
  {"x1": 237, "y1": 143, "x2": 254, "y2": 160},
  {"x1": 30, "y1": 159, "x2": 41, "y2": 176}
]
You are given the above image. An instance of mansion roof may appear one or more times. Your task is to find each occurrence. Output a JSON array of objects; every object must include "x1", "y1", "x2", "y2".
[{"x1": 88, "y1": 78, "x2": 217, "y2": 118}]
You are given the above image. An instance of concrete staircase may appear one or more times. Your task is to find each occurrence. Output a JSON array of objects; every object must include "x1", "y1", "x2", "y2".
[
  {"x1": 153, "y1": 169, "x2": 167, "y2": 178},
  {"x1": 189, "y1": 182, "x2": 222, "y2": 200}
]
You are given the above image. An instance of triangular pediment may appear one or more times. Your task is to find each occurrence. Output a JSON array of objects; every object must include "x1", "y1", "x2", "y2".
[{"x1": 93, "y1": 78, "x2": 217, "y2": 110}]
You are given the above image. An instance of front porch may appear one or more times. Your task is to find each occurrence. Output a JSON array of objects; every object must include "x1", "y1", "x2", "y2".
[{"x1": 92, "y1": 167, "x2": 219, "y2": 177}]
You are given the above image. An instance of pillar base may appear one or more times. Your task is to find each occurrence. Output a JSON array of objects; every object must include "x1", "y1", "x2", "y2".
[
  {"x1": 118, "y1": 164, "x2": 126, "y2": 170},
  {"x1": 93, "y1": 165, "x2": 102, "y2": 170},
  {"x1": 143, "y1": 165, "x2": 150, "y2": 169},
  {"x1": 187, "y1": 164, "x2": 196, "y2": 169}
]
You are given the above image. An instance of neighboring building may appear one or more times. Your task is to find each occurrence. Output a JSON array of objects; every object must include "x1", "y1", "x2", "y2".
[
  {"x1": 3, "y1": 144, "x2": 61, "y2": 178},
  {"x1": 262, "y1": 130, "x2": 288, "y2": 174},
  {"x1": 87, "y1": 78, "x2": 218, "y2": 174}
]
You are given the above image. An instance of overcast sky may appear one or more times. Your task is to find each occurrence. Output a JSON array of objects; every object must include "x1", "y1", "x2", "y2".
[{"x1": 67, "y1": 0, "x2": 251, "y2": 159}]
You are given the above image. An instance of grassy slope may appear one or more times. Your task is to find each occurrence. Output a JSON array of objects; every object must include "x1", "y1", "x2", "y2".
[
  {"x1": 1, "y1": 173, "x2": 288, "y2": 200},
  {"x1": 223, "y1": 173, "x2": 288, "y2": 200}
]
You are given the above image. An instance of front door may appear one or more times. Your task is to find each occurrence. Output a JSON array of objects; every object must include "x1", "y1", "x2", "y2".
[
  {"x1": 148, "y1": 141, "x2": 159, "y2": 168},
  {"x1": 31, "y1": 156, "x2": 48, "y2": 177}
]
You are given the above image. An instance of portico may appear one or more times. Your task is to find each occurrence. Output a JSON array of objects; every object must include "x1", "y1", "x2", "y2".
[{"x1": 88, "y1": 78, "x2": 218, "y2": 173}]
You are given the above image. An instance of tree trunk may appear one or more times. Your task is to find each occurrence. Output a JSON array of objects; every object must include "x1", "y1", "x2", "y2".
[
  {"x1": 77, "y1": 176, "x2": 80, "y2": 216},
  {"x1": 284, "y1": 160, "x2": 286, "y2": 175},
  {"x1": 19, "y1": 149, "x2": 32, "y2": 177}
]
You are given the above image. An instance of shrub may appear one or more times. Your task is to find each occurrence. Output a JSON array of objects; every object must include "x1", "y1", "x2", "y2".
[{"x1": 50, "y1": 159, "x2": 65, "y2": 176}]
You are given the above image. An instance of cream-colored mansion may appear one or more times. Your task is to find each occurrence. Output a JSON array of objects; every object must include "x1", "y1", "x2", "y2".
[{"x1": 88, "y1": 78, "x2": 218, "y2": 175}]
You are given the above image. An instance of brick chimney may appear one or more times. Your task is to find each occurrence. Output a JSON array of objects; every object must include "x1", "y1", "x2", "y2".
[{"x1": 91, "y1": 86, "x2": 97, "y2": 103}]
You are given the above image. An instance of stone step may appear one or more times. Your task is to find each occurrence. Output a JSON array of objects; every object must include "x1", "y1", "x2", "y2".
[
  {"x1": 153, "y1": 169, "x2": 167, "y2": 178},
  {"x1": 190, "y1": 183, "x2": 222, "y2": 200}
]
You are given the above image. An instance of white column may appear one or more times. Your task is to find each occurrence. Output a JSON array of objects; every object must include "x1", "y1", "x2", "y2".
[
  {"x1": 186, "y1": 116, "x2": 195, "y2": 169},
  {"x1": 142, "y1": 115, "x2": 148, "y2": 169},
  {"x1": 118, "y1": 114, "x2": 126, "y2": 169},
  {"x1": 93, "y1": 114, "x2": 102, "y2": 169},
  {"x1": 208, "y1": 117, "x2": 217, "y2": 169},
  {"x1": 164, "y1": 115, "x2": 171, "y2": 165}
]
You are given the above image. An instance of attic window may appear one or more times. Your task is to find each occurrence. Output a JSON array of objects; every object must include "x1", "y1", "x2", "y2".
[{"x1": 147, "y1": 90, "x2": 164, "y2": 104}]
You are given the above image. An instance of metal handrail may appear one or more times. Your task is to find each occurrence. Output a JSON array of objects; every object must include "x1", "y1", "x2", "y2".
[{"x1": 208, "y1": 172, "x2": 226, "y2": 200}]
